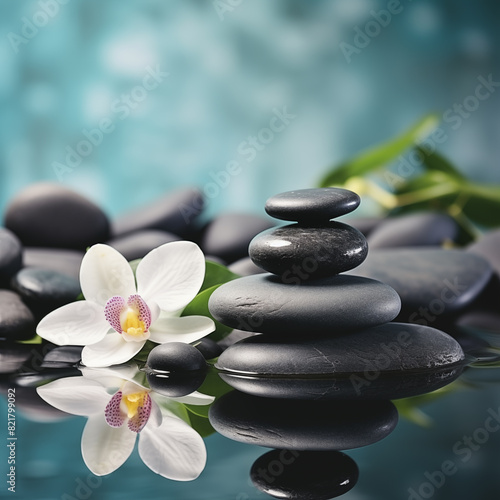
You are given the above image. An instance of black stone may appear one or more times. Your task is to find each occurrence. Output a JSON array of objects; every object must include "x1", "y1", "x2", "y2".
[
  {"x1": 147, "y1": 342, "x2": 207, "y2": 373},
  {"x1": 249, "y1": 222, "x2": 367, "y2": 277},
  {"x1": 0, "y1": 290, "x2": 36, "y2": 341},
  {"x1": 208, "y1": 274, "x2": 401, "y2": 335},
  {"x1": 228, "y1": 257, "x2": 266, "y2": 276},
  {"x1": 216, "y1": 323, "x2": 465, "y2": 400},
  {"x1": 251, "y1": 450, "x2": 358, "y2": 500},
  {"x1": 0, "y1": 228, "x2": 23, "y2": 286},
  {"x1": 209, "y1": 392, "x2": 398, "y2": 450},
  {"x1": 367, "y1": 212, "x2": 458, "y2": 248},
  {"x1": 147, "y1": 371, "x2": 207, "y2": 398},
  {"x1": 265, "y1": 188, "x2": 360, "y2": 223},
  {"x1": 347, "y1": 248, "x2": 492, "y2": 318},
  {"x1": 4, "y1": 183, "x2": 110, "y2": 250},
  {"x1": 468, "y1": 229, "x2": 500, "y2": 277},
  {"x1": 106, "y1": 230, "x2": 181, "y2": 261},
  {"x1": 194, "y1": 338, "x2": 223, "y2": 360},
  {"x1": 201, "y1": 213, "x2": 275, "y2": 263},
  {"x1": 111, "y1": 188, "x2": 204, "y2": 238},
  {"x1": 0, "y1": 343, "x2": 32, "y2": 374},
  {"x1": 41, "y1": 346, "x2": 83, "y2": 368},
  {"x1": 23, "y1": 247, "x2": 83, "y2": 280},
  {"x1": 339, "y1": 215, "x2": 384, "y2": 237},
  {"x1": 11, "y1": 268, "x2": 81, "y2": 319}
]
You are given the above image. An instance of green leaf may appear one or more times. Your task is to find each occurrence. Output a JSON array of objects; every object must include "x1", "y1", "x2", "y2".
[
  {"x1": 182, "y1": 285, "x2": 233, "y2": 341},
  {"x1": 318, "y1": 114, "x2": 440, "y2": 187},
  {"x1": 129, "y1": 259, "x2": 141, "y2": 275},
  {"x1": 460, "y1": 184, "x2": 500, "y2": 227},
  {"x1": 188, "y1": 412, "x2": 216, "y2": 438},
  {"x1": 417, "y1": 147, "x2": 466, "y2": 181},
  {"x1": 201, "y1": 261, "x2": 240, "y2": 292},
  {"x1": 18, "y1": 335, "x2": 42, "y2": 345}
]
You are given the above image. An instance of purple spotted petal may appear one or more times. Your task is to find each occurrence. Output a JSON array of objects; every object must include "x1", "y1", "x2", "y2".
[
  {"x1": 128, "y1": 393, "x2": 152, "y2": 433},
  {"x1": 104, "y1": 391, "x2": 125, "y2": 428},
  {"x1": 104, "y1": 296, "x2": 126, "y2": 334},
  {"x1": 127, "y1": 295, "x2": 152, "y2": 331}
]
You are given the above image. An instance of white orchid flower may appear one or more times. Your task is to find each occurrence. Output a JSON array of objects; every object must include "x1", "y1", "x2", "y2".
[
  {"x1": 36, "y1": 364, "x2": 214, "y2": 480},
  {"x1": 37, "y1": 241, "x2": 215, "y2": 367}
]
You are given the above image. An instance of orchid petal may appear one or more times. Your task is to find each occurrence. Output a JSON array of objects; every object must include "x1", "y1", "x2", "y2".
[
  {"x1": 80, "y1": 244, "x2": 136, "y2": 307},
  {"x1": 82, "y1": 414, "x2": 136, "y2": 476},
  {"x1": 36, "y1": 377, "x2": 109, "y2": 416},
  {"x1": 104, "y1": 296, "x2": 126, "y2": 333},
  {"x1": 104, "y1": 391, "x2": 126, "y2": 428},
  {"x1": 168, "y1": 391, "x2": 215, "y2": 406},
  {"x1": 136, "y1": 241, "x2": 205, "y2": 313},
  {"x1": 37, "y1": 301, "x2": 109, "y2": 346},
  {"x1": 148, "y1": 398, "x2": 163, "y2": 428},
  {"x1": 127, "y1": 294, "x2": 152, "y2": 331},
  {"x1": 128, "y1": 392, "x2": 152, "y2": 433},
  {"x1": 139, "y1": 415, "x2": 207, "y2": 481},
  {"x1": 81, "y1": 333, "x2": 145, "y2": 368},
  {"x1": 149, "y1": 316, "x2": 215, "y2": 344},
  {"x1": 81, "y1": 364, "x2": 148, "y2": 390}
]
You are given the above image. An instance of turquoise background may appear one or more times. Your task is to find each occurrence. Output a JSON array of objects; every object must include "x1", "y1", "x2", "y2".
[{"x1": 1, "y1": 0, "x2": 500, "y2": 498}]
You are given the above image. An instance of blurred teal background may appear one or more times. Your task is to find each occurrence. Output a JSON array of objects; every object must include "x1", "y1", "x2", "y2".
[
  {"x1": 0, "y1": 0, "x2": 499, "y2": 221},
  {"x1": 1, "y1": 1, "x2": 500, "y2": 499}
]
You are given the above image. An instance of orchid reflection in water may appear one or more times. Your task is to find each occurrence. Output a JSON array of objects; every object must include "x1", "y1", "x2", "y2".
[
  {"x1": 37, "y1": 364, "x2": 214, "y2": 480},
  {"x1": 37, "y1": 241, "x2": 215, "y2": 367}
]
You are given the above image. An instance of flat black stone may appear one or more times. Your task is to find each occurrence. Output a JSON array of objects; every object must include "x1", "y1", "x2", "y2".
[
  {"x1": 0, "y1": 228, "x2": 23, "y2": 286},
  {"x1": 209, "y1": 392, "x2": 398, "y2": 450},
  {"x1": 4, "y1": 183, "x2": 110, "y2": 250},
  {"x1": 111, "y1": 188, "x2": 204, "y2": 238},
  {"x1": 249, "y1": 222, "x2": 367, "y2": 277},
  {"x1": 0, "y1": 343, "x2": 32, "y2": 374},
  {"x1": 194, "y1": 338, "x2": 223, "y2": 360},
  {"x1": 23, "y1": 247, "x2": 84, "y2": 280},
  {"x1": 468, "y1": 229, "x2": 500, "y2": 277},
  {"x1": 106, "y1": 230, "x2": 181, "y2": 261},
  {"x1": 251, "y1": 450, "x2": 358, "y2": 500},
  {"x1": 208, "y1": 274, "x2": 401, "y2": 335},
  {"x1": 201, "y1": 213, "x2": 275, "y2": 263},
  {"x1": 147, "y1": 342, "x2": 207, "y2": 373},
  {"x1": 228, "y1": 257, "x2": 266, "y2": 276},
  {"x1": 216, "y1": 323, "x2": 465, "y2": 400},
  {"x1": 0, "y1": 291, "x2": 36, "y2": 341},
  {"x1": 367, "y1": 212, "x2": 458, "y2": 248},
  {"x1": 265, "y1": 188, "x2": 360, "y2": 223},
  {"x1": 41, "y1": 346, "x2": 83, "y2": 368},
  {"x1": 11, "y1": 268, "x2": 81, "y2": 319},
  {"x1": 347, "y1": 248, "x2": 492, "y2": 318}
]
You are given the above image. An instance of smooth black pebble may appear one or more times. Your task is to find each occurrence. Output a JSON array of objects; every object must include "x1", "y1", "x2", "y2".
[
  {"x1": 249, "y1": 222, "x2": 367, "y2": 277},
  {"x1": 0, "y1": 228, "x2": 23, "y2": 286},
  {"x1": 0, "y1": 291, "x2": 36, "y2": 341},
  {"x1": 23, "y1": 247, "x2": 83, "y2": 280}
]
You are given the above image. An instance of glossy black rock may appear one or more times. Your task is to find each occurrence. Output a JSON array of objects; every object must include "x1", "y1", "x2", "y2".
[
  {"x1": 106, "y1": 230, "x2": 181, "y2": 261},
  {"x1": 23, "y1": 247, "x2": 84, "y2": 280},
  {"x1": 228, "y1": 257, "x2": 266, "y2": 276},
  {"x1": 216, "y1": 323, "x2": 465, "y2": 400},
  {"x1": 111, "y1": 188, "x2": 204, "y2": 238},
  {"x1": 251, "y1": 450, "x2": 358, "y2": 500},
  {"x1": 208, "y1": 274, "x2": 401, "y2": 335},
  {"x1": 147, "y1": 342, "x2": 207, "y2": 373},
  {"x1": 265, "y1": 188, "x2": 360, "y2": 222},
  {"x1": 201, "y1": 213, "x2": 275, "y2": 263},
  {"x1": 4, "y1": 183, "x2": 110, "y2": 250},
  {"x1": 209, "y1": 392, "x2": 398, "y2": 450},
  {"x1": 0, "y1": 228, "x2": 23, "y2": 286},
  {"x1": 347, "y1": 248, "x2": 492, "y2": 318},
  {"x1": 11, "y1": 268, "x2": 81, "y2": 318},
  {"x1": 468, "y1": 229, "x2": 500, "y2": 276},
  {"x1": 367, "y1": 212, "x2": 458, "y2": 248},
  {"x1": 249, "y1": 222, "x2": 367, "y2": 277},
  {"x1": 0, "y1": 290, "x2": 36, "y2": 341}
]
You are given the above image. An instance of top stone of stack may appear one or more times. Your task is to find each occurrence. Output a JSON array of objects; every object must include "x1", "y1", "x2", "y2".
[{"x1": 265, "y1": 187, "x2": 360, "y2": 223}]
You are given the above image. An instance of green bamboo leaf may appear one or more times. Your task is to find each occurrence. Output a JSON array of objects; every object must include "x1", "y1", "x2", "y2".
[
  {"x1": 318, "y1": 114, "x2": 440, "y2": 187},
  {"x1": 460, "y1": 184, "x2": 500, "y2": 227},
  {"x1": 417, "y1": 147, "x2": 466, "y2": 180},
  {"x1": 182, "y1": 285, "x2": 233, "y2": 341}
]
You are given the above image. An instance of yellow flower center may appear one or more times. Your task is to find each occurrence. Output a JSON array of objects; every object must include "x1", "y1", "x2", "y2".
[
  {"x1": 122, "y1": 391, "x2": 148, "y2": 419},
  {"x1": 122, "y1": 310, "x2": 146, "y2": 337}
]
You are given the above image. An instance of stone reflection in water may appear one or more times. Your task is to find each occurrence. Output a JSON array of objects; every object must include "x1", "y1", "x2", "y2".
[
  {"x1": 209, "y1": 391, "x2": 398, "y2": 450},
  {"x1": 146, "y1": 342, "x2": 208, "y2": 397},
  {"x1": 251, "y1": 449, "x2": 358, "y2": 500}
]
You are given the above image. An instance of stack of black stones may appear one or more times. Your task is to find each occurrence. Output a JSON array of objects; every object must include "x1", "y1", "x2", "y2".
[{"x1": 208, "y1": 188, "x2": 466, "y2": 500}]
